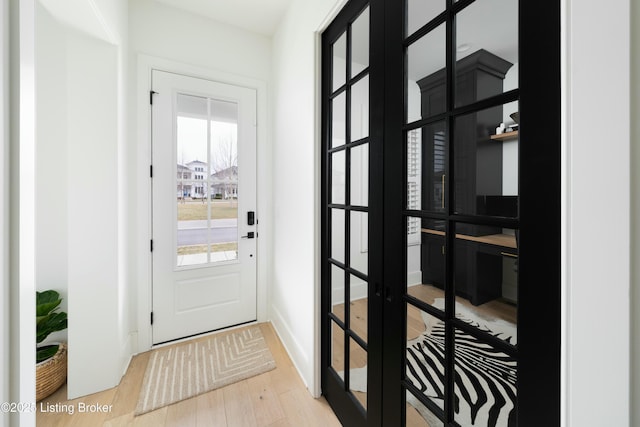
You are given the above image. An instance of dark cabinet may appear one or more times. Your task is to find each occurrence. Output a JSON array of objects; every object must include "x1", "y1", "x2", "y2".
[
  {"x1": 420, "y1": 231, "x2": 445, "y2": 288},
  {"x1": 417, "y1": 49, "x2": 514, "y2": 231},
  {"x1": 419, "y1": 49, "x2": 516, "y2": 305}
]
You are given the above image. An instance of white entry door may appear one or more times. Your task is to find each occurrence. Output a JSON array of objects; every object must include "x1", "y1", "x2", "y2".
[{"x1": 151, "y1": 70, "x2": 257, "y2": 344}]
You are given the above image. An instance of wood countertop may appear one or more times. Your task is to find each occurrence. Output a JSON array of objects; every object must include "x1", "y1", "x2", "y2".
[{"x1": 421, "y1": 228, "x2": 517, "y2": 249}]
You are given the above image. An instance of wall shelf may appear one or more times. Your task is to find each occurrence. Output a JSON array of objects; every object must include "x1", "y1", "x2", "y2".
[{"x1": 490, "y1": 130, "x2": 519, "y2": 141}]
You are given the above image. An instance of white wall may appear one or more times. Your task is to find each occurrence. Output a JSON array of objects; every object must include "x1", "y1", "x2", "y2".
[
  {"x1": 38, "y1": 0, "x2": 123, "y2": 45},
  {"x1": 64, "y1": 30, "x2": 126, "y2": 399},
  {"x1": 1, "y1": 0, "x2": 10, "y2": 425},
  {"x1": 129, "y1": 0, "x2": 272, "y2": 352},
  {"x1": 564, "y1": 0, "x2": 630, "y2": 425},
  {"x1": 271, "y1": 0, "x2": 345, "y2": 395},
  {"x1": 129, "y1": 0, "x2": 271, "y2": 79},
  {"x1": 35, "y1": 2, "x2": 68, "y2": 345},
  {"x1": 502, "y1": 64, "x2": 518, "y2": 196},
  {"x1": 631, "y1": 0, "x2": 639, "y2": 423},
  {"x1": 33, "y1": 0, "x2": 130, "y2": 400}
]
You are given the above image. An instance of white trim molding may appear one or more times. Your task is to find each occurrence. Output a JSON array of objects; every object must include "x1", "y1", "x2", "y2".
[
  {"x1": 562, "y1": 0, "x2": 631, "y2": 425},
  {"x1": 1, "y1": 0, "x2": 10, "y2": 424},
  {"x1": 9, "y1": 0, "x2": 37, "y2": 424}
]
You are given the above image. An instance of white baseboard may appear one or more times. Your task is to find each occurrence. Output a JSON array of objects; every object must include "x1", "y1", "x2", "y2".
[
  {"x1": 502, "y1": 283, "x2": 518, "y2": 303},
  {"x1": 269, "y1": 305, "x2": 313, "y2": 393},
  {"x1": 120, "y1": 332, "x2": 137, "y2": 378},
  {"x1": 407, "y1": 271, "x2": 422, "y2": 287},
  {"x1": 331, "y1": 278, "x2": 368, "y2": 305}
]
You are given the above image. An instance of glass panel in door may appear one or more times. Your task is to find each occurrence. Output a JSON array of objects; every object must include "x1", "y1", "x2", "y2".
[
  {"x1": 406, "y1": 304, "x2": 446, "y2": 424},
  {"x1": 454, "y1": 0, "x2": 518, "y2": 108},
  {"x1": 406, "y1": 121, "x2": 447, "y2": 213},
  {"x1": 453, "y1": 328, "x2": 517, "y2": 426},
  {"x1": 453, "y1": 102, "x2": 519, "y2": 218},
  {"x1": 351, "y1": 6, "x2": 370, "y2": 77},
  {"x1": 406, "y1": 23, "x2": 446, "y2": 123},
  {"x1": 333, "y1": 32, "x2": 347, "y2": 91},
  {"x1": 176, "y1": 94, "x2": 239, "y2": 267},
  {"x1": 453, "y1": 223, "x2": 518, "y2": 345}
]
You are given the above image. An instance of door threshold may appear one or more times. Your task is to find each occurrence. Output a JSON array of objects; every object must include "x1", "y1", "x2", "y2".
[{"x1": 151, "y1": 319, "x2": 258, "y2": 349}]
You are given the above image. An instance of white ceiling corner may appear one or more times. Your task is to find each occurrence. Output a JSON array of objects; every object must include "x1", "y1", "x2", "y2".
[{"x1": 153, "y1": 0, "x2": 293, "y2": 36}]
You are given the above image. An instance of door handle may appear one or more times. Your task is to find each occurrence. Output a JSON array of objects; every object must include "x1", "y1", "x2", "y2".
[
  {"x1": 241, "y1": 232, "x2": 255, "y2": 239},
  {"x1": 442, "y1": 174, "x2": 445, "y2": 209}
]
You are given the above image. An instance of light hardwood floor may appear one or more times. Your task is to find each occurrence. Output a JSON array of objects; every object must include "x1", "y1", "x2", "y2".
[{"x1": 37, "y1": 323, "x2": 342, "y2": 427}]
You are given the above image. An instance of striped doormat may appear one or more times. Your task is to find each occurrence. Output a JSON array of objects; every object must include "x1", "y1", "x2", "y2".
[{"x1": 135, "y1": 326, "x2": 276, "y2": 415}]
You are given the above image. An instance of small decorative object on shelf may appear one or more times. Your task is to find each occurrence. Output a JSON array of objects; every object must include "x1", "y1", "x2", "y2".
[
  {"x1": 495, "y1": 122, "x2": 506, "y2": 135},
  {"x1": 490, "y1": 130, "x2": 519, "y2": 141}
]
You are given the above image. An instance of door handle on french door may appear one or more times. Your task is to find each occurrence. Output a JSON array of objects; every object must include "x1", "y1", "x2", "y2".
[
  {"x1": 241, "y1": 232, "x2": 255, "y2": 239},
  {"x1": 384, "y1": 286, "x2": 392, "y2": 301},
  {"x1": 375, "y1": 282, "x2": 382, "y2": 296}
]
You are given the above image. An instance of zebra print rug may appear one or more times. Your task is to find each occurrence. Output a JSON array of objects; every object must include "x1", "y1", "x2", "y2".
[
  {"x1": 406, "y1": 299, "x2": 517, "y2": 427},
  {"x1": 348, "y1": 300, "x2": 516, "y2": 426}
]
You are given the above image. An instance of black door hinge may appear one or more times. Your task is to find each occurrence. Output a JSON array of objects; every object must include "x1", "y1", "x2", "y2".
[
  {"x1": 150, "y1": 312, "x2": 154, "y2": 325},
  {"x1": 150, "y1": 165, "x2": 153, "y2": 178},
  {"x1": 150, "y1": 239, "x2": 154, "y2": 252},
  {"x1": 150, "y1": 90, "x2": 158, "y2": 105}
]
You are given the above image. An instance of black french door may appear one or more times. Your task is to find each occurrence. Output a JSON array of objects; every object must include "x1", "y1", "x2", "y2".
[{"x1": 321, "y1": 1, "x2": 560, "y2": 426}]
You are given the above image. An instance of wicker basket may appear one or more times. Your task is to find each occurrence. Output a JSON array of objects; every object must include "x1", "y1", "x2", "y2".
[{"x1": 36, "y1": 343, "x2": 67, "y2": 402}]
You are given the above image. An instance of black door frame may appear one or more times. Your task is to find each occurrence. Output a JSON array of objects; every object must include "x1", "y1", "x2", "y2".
[{"x1": 321, "y1": 0, "x2": 560, "y2": 425}]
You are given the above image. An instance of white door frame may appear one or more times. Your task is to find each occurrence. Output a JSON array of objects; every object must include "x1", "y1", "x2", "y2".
[{"x1": 136, "y1": 55, "x2": 269, "y2": 353}]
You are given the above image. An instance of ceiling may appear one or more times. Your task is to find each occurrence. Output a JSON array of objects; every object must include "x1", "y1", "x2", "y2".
[
  {"x1": 153, "y1": 0, "x2": 293, "y2": 36},
  {"x1": 154, "y1": 0, "x2": 517, "y2": 79}
]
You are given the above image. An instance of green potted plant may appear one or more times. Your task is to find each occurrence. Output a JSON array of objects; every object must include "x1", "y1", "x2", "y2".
[{"x1": 36, "y1": 290, "x2": 68, "y2": 401}]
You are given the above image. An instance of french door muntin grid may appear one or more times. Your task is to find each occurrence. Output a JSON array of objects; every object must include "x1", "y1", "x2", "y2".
[
  {"x1": 326, "y1": 2, "x2": 371, "y2": 413},
  {"x1": 401, "y1": 0, "x2": 520, "y2": 424}
]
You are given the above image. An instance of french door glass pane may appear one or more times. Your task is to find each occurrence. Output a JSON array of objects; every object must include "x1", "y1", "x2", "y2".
[
  {"x1": 332, "y1": 320, "x2": 345, "y2": 382},
  {"x1": 406, "y1": 23, "x2": 446, "y2": 123},
  {"x1": 406, "y1": 303, "x2": 445, "y2": 412},
  {"x1": 351, "y1": 6, "x2": 370, "y2": 77},
  {"x1": 331, "y1": 209, "x2": 345, "y2": 263},
  {"x1": 331, "y1": 265, "x2": 346, "y2": 323},
  {"x1": 453, "y1": 328, "x2": 517, "y2": 427},
  {"x1": 406, "y1": 390, "x2": 444, "y2": 427},
  {"x1": 350, "y1": 211, "x2": 368, "y2": 275},
  {"x1": 351, "y1": 143, "x2": 369, "y2": 207},
  {"x1": 453, "y1": 102, "x2": 519, "y2": 217},
  {"x1": 332, "y1": 92, "x2": 346, "y2": 148},
  {"x1": 454, "y1": 223, "x2": 518, "y2": 344},
  {"x1": 333, "y1": 32, "x2": 347, "y2": 91},
  {"x1": 349, "y1": 338, "x2": 368, "y2": 410},
  {"x1": 208, "y1": 99, "x2": 239, "y2": 262},
  {"x1": 176, "y1": 93, "x2": 239, "y2": 267},
  {"x1": 405, "y1": 0, "x2": 445, "y2": 37},
  {"x1": 454, "y1": 0, "x2": 518, "y2": 108},
  {"x1": 406, "y1": 122, "x2": 446, "y2": 213},
  {"x1": 407, "y1": 217, "x2": 446, "y2": 309},
  {"x1": 332, "y1": 150, "x2": 346, "y2": 204},
  {"x1": 351, "y1": 75, "x2": 370, "y2": 142},
  {"x1": 350, "y1": 273, "x2": 368, "y2": 343}
]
